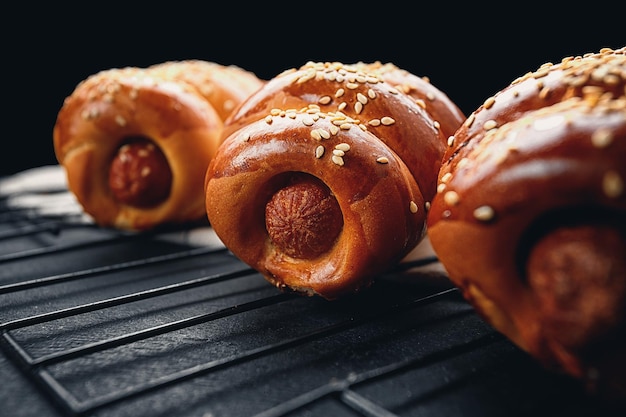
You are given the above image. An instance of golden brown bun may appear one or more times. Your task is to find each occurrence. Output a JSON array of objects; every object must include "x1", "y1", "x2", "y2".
[
  {"x1": 426, "y1": 46, "x2": 626, "y2": 403},
  {"x1": 205, "y1": 61, "x2": 465, "y2": 299},
  {"x1": 53, "y1": 61, "x2": 264, "y2": 231}
]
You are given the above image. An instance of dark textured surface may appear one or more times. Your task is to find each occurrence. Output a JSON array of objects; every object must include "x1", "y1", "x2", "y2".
[{"x1": 1, "y1": 168, "x2": 623, "y2": 417}]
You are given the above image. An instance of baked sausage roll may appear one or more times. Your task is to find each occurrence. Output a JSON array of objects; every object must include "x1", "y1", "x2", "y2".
[
  {"x1": 205, "y1": 61, "x2": 465, "y2": 299},
  {"x1": 427, "y1": 46, "x2": 626, "y2": 402},
  {"x1": 53, "y1": 60, "x2": 263, "y2": 231}
]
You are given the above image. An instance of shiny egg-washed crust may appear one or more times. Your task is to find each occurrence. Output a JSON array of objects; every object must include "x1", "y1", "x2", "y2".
[
  {"x1": 53, "y1": 61, "x2": 264, "y2": 231},
  {"x1": 206, "y1": 61, "x2": 465, "y2": 300},
  {"x1": 427, "y1": 46, "x2": 626, "y2": 401}
]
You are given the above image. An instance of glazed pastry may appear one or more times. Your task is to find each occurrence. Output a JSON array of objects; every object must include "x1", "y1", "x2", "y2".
[
  {"x1": 205, "y1": 61, "x2": 465, "y2": 299},
  {"x1": 427, "y1": 47, "x2": 626, "y2": 402},
  {"x1": 53, "y1": 60, "x2": 264, "y2": 231}
]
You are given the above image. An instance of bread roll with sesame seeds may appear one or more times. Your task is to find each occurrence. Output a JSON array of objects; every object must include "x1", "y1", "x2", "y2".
[
  {"x1": 426, "y1": 46, "x2": 626, "y2": 405},
  {"x1": 53, "y1": 60, "x2": 263, "y2": 231},
  {"x1": 205, "y1": 61, "x2": 465, "y2": 300}
]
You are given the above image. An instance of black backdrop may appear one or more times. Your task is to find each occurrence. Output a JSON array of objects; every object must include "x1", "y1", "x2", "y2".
[{"x1": 2, "y1": 3, "x2": 623, "y2": 178}]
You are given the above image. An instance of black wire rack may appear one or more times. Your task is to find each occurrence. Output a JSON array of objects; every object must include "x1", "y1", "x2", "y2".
[{"x1": 0, "y1": 167, "x2": 619, "y2": 417}]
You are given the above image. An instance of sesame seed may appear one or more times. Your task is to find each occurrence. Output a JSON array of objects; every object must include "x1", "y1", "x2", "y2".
[
  {"x1": 311, "y1": 129, "x2": 322, "y2": 141},
  {"x1": 331, "y1": 155, "x2": 344, "y2": 166},
  {"x1": 318, "y1": 129, "x2": 330, "y2": 139},
  {"x1": 355, "y1": 101, "x2": 363, "y2": 114},
  {"x1": 368, "y1": 118, "x2": 381, "y2": 126},
  {"x1": 340, "y1": 123, "x2": 352, "y2": 130},
  {"x1": 270, "y1": 108, "x2": 282, "y2": 116},
  {"x1": 335, "y1": 88, "x2": 345, "y2": 98},
  {"x1": 483, "y1": 96, "x2": 496, "y2": 109},
  {"x1": 444, "y1": 191, "x2": 460, "y2": 205},
  {"x1": 425, "y1": 201, "x2": 431, "y2": 211},
  {"x1": 265, "y1": 115, "x2": 273, "y2": 124},
  {"x1": 381, "y1": 116, "x2": 395, "y2": 126},
  {"x1": 315, "y1": 145, "x2": 325, "y2": 158},
  {"x1": 441, "y1": 172, "x2": 452, "y2": 183},
  {"x1": 302, "y1": 116, "x2": 315, "y2": 126},
  {"x1": 338, "y1": 102, "x2": 347, "y2": 111},
  {"x1": 483, "y1": 119, "x2": 498, "y2": 130},
  {"x1": 115, "y1": 115, "x2": 127, "y2": 127},
  {"x1": 346, "y1": 82, "x2": 358, "y2": 89},
  {"x1": 241, "y1": 132, "x2": 251, "y2": 142},
  {"x1": 447, "y1": 136, "x2": 455, "y2": 146},
  {"x1": 319, "y1": 95, "x2": 332, "y2": 105},
  {"x1": 603, "y1": 170, "x2": 624, "y2": 198},
  {"x1": 437, "y1": 183, "x2": 446, "y2": 193},
  {"x1": 367, "y1": 89, "x2": 376, "y2": 99},
  {"x1": 591, "y1": 128, "x2": 614, "y2": 148},
  {"x1": 140, "y1": 167, "x2": 151, "y2": 177},
  {"x1": 357, "y1": 92, "x2": 368, "y2": 104},
  {"x1": 473, "y1": 205, "x2": 495, "y2": 222},
  {"x1": 376, "y1": 156, "x2": 389, "y2": 164},
  {"x1": 332, "y1": 149, "x2": 345, "y2": 157},
  {"x1": 335, "y1": 143, "x2": 350, "y2": 151},
  {"x1": 409, "y1": 201, "x2": 418, "y2": 213}
]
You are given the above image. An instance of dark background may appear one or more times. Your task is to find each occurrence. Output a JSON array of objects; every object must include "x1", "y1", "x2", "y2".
[{"x1": 2, "y1": 3, "x2": 623, "y2": 178}]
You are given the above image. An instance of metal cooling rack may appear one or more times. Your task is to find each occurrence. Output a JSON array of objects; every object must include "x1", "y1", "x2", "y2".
[{"x1": 0, "y1": 166, "x2": 619, "y2": 417}]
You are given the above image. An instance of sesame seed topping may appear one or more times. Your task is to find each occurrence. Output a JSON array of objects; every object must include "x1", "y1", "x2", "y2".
[
  {"x1": 331, "y1": 155, "x2": 344, "y2": 166},
  {"x1": 409, "y1": 201, "x2": 418, "y2": 213},
  {"x1": 376, "y1": 156, "x2": 389, "y2": 164},
  {"x1": 332, "y1": 149, "x2": 345, "y2": 157},
  {"x1": 591, "y1": 128, "x2": 614, "y2": 148},
  {"x1": 311, "y1": 129, "x2": 322, "y2": 141},
  {"x1": 447, "y1": 136, "x2": 455, "y2": 146},
  {"x1": 441, "y1": 172, "x2": 452, "y2": 183},
  {"x1": 473, "y1": 205, "x2": 495, "y2": 222},
  {"x1": 302, "y1": 116, "x2": 315, "y2": 126},
  {"x1": 381, "y1": 116, "x2": 395, "y2": 126},
  {"x1": 315, "y1": 145, "x2": 325, "y2": 158},
  {"x1": 335, "y1": 88, "x2": 345, "y2": 98},
  {"x1": 367, "y1": 89, "x2": 376, "y2": 99},
  {"x1": 356, "y1": 92, "x2": 368, "y2": 104},
  {"x1": 483, "y1": 96, "x2": 496, "y2": 109},
  {"x1": 437, "y1": 183, "x2": 446, "y2": 193},
  {"x1": 265, "y1": 115, "x2": 273, "y2": 124},
  {"x1": 335, "y1": 143, "x2": 350, "y2": 151},
  {"x1": 340, "y1": 123, "x2": 352, "y2": 130},
  {"x1": 115, "y1": 115, "x2": 127, "y2": 127},
  {"x1": 140, "y1": 167, "x2": 151, "y2": 177},
  {"x1": 368, "y1": 118, "x2": 381, "y2": 126},
  {"x1": 346, "y1": 82, "x2": 359, "y2": 90},
  {"x1": 241, "y1": 132, "x2": 251, "y2": 142},
  {"x1": 319, "y1": 95, "x2": 332, "y2": 105},
  {"x1": 483, "y1": 119, "x2": 498, "y2": 130},
  {"x1": 355, "y1": 101, "x2": 363, "y2": 114},
  {"x1": 603, "y1": 170, "x2": 624, "y2": 198},
  {"x1": 444, "y1": 191, "x2": 460, "y2": 205}
]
